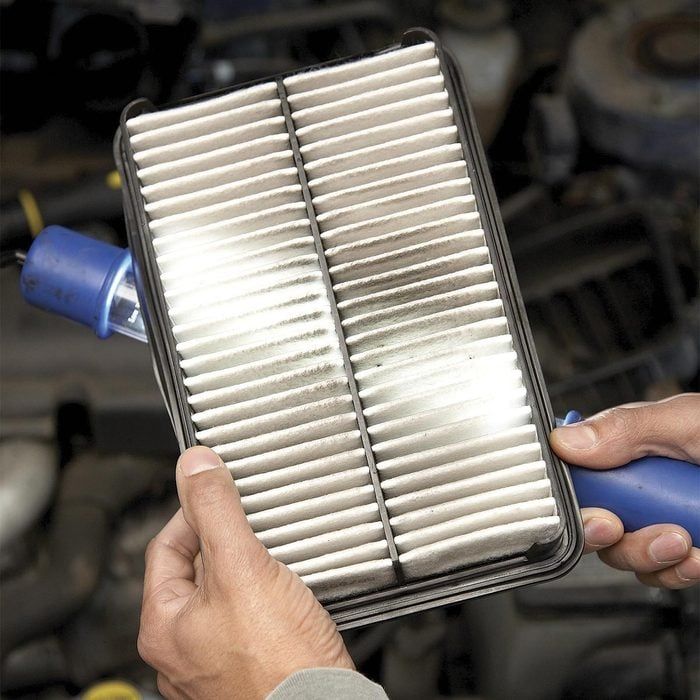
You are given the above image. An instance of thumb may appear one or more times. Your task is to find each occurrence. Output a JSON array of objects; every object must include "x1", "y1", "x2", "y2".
[
  {"x1": 175, "y1": 446, "x2": 266, "y2": 566},
  {"x1": 550, "y1": 394, "x2": 700, "y2": 468}
]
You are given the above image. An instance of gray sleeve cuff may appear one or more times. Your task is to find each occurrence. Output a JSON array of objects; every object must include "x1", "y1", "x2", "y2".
[{"x1": 267, "y1": 668, "x2": 389, "y2": 700}]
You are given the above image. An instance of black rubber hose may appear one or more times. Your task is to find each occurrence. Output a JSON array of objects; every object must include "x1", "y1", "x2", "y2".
[
  {"x1": 0, "y1": 172, "x2": 124, "y2": 244},
  {"x1": 0, "y1": 452, "x2": 166, "y2": 659},
  {"x1": 1, "y1": 636, "x2": 69, "y2": 690}
]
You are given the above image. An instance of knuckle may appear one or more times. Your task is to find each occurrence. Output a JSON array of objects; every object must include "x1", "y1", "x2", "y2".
[
  {"x1": 597, "y1": 406, "x2": 639, "y2": 442},
  {"x1": 667, "y1": 394, "x2": 700, "y2": 456},
  {"x1": 137, "y1": 628, "x2": 158, "y2": 667},
  {"x1": 598, "y1": 538, "x2": 644, "y2": 571},
  {"x1": 145, "y1": 536, "x2": 160, "y2": 561},
  {"x1": 137, "y1": 607, "x2": 169, "y2": 669},
  {"x1": 156, "y1": 674, "x2": 172, "y2": 698},
  {"x1": 622, "y1": 533, "x2": 654, "y2": 570},
  {"x1": 625, "y1": 547, "x2": 650, "y2": 572},
  {"x1": 670, "y1": 392, "x2": 700, "y2": 407},
  {"x1": 596, "y1": 547, "x2": 618, "y2": 569},
  {"x1": 636, "y1": 572, "x2": 662, "y2": 588}
]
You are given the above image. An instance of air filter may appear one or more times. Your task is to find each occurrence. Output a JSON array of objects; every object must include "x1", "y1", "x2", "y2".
[{"x1": 116, "y1": 29, "x2": 582, "y2": 628}]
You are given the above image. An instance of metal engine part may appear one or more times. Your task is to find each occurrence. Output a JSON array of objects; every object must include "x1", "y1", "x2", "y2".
[
  {"x1": 0, "y1": 439, "x2": 56, "y2": 550},
  {"x1": 438, "y1": 0, "x2": 520, "y2": 145},
  {"x1": 2, "y1": 495, "x2": 177, "y2": 692},
  {"x1": 465, "y1": 555, "x2": 697, "y2": 700},
  {"x1": 566, "y1": 0, "x2": 700, "y2": 175},
  {"x1": 511, "y1": 199, "x2": 698, "y2": 415}
]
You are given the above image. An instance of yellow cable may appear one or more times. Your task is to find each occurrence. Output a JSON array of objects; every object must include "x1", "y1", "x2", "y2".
[{"x1": 17, "y1": 189, "x2": 44, "y2": 237}]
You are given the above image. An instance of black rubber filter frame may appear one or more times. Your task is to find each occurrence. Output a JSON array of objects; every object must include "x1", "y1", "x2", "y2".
[{"x1": 115, "y1": 28, "x2": 583, "y2": 629}]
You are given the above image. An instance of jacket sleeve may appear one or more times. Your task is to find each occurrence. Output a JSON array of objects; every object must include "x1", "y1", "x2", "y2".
[{"x1": 267, "y1": 668, "x2": 389, "y2": 699}]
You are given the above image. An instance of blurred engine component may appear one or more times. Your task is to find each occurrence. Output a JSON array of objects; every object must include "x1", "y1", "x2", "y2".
[
  {"x1": 525, "y1": 94, "x2": 578, "y2": 185},
  {"x1": 0, "y1": 439, "x2": 56, "y2": 551},
  {"x1": 438, "y1": 0, "x2": 520, "y2": 144},
  {"x1": 566, "y1": 0, "x2": 700, "y2": 175},
  {"x1": 465, "y1": 554, "x2": 697, "y2": 699},
  {"x1": 2, "y1": 493, "x2": 176, "y2": 692},
  {"x1": 0, "y1": 172, "x2": 124, "y2": 252},
  {"x1": 0, "y1": 0, "x2": 199, "y2": 131},
  {"x1": 0, "y1": 452, "x2": 168, "y2": 669},
  {"x1": 512, "y1": 198, "x2": 698, "y2": 415}
]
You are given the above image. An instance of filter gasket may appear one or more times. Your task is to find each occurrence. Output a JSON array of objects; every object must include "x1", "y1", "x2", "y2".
[{"x1": 115, "y1": 28, "x2": 583, "y2": 629}]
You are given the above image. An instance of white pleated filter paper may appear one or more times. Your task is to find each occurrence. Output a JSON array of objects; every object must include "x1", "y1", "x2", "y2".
[{"x1": 126, "y1": 41, "x2": 560, "y2": 602}]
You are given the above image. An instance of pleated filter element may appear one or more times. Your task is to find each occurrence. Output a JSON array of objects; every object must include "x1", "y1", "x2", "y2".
[
  {"x1": 282, "y1": 44, "x2": 559, "y2": 582},
  {"x1": 126, "y1": 81, "x2": 395, "y2": 602},
  {"x1": 119, "y1": 31, "x2": 581, "y2": 626}
]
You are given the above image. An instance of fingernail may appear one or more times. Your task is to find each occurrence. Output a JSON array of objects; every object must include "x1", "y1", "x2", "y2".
[
  {"x1": 178, "y1": 446, "x2": 222, "y2": 476},
  {"x1": 554, "y1": 424, "x2": 597, "y2": 450},
  {"x1": 584, "y1": 517, "x2": 619, "y2": 547},
  {"x1": 675, "y1": 554, "x2": 700, "y2": 582},
  {"x1": 648, "y1": 532, "x2": 689, "y2": 564}
]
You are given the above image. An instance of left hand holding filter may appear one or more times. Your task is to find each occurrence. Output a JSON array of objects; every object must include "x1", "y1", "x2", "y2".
[{"x1": 19, "y1": 226, "x2": 147, "y2": 342}]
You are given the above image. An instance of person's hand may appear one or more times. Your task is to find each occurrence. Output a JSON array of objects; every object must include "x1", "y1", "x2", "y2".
[
  {"x1": 550, "y1": 393, "x2": 699, "y2": 589},
  {"x1": 138, "y1": 446, "x2": 354, "y2": 699}
]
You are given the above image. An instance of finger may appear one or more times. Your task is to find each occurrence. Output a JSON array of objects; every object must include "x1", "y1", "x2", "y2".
[
  {"x1": 175, "y1": 446, "x2": 266, "y2": 565},
  {"x1": 143, "y1": 509, "x2": 199, "y2": 607},
  {"x1": 581, "y1": 507, "x2": 624, "y2": 554},
  {"x1": 550, "y1": 393, "x2": 700, "y2": 468},
  {"x1": 597, "y1": 524, "x2": 692, "y2": 573},
  {"x1": 637, "y1": 549, "x2": 700, "y2": 589}
]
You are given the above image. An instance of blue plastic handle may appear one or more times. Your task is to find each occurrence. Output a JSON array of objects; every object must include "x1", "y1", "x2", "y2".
[
  {"x1": 561, "y1": 410, "x2": 700, "y2": 546},
  {"x1": 20, "y1": 226, "x2": 132, "y2": 338}
]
